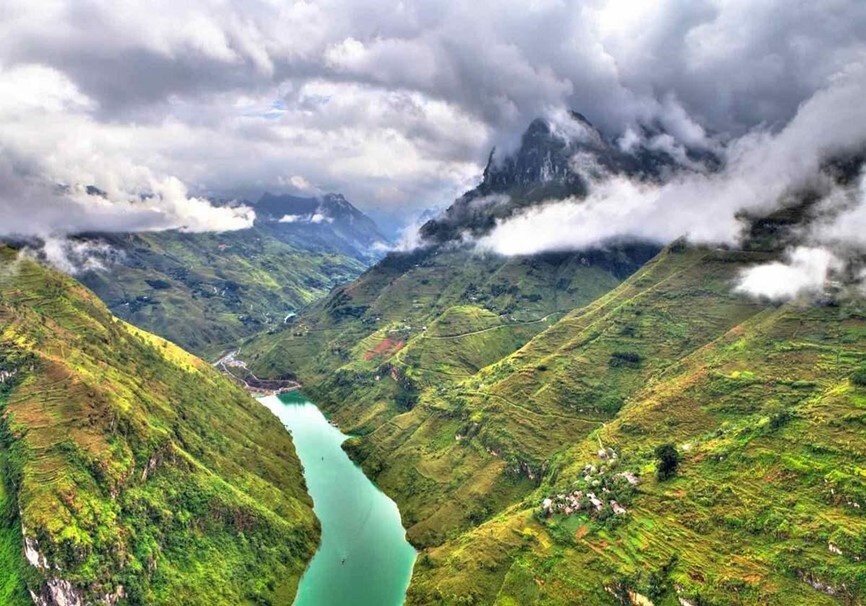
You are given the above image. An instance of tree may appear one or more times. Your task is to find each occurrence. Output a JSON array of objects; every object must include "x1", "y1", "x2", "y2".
[{"x1": 655, "y1": 443, "x2": 679, "y2": 481}]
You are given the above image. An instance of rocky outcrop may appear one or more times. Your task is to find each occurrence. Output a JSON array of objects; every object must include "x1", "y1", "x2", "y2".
[
  {"x1": 23, "y1": 521, "x2": 126, "y2": 606},
  {"x1": 419, "y1": 110, "x2": 711, "y2": 244},
  {"x1": 29, "y1": 579, "x2": 83, "y2": 606}
]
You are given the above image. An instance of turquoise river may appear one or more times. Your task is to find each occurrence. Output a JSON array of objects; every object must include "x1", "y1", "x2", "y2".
[{"x1": 260, "y1": 392, "x2": 416, "y2": 606}]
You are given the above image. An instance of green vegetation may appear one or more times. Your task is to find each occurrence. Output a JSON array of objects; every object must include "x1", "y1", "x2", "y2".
[
  {"x1": 246, "y1": 240, "x2": 866, "y2": 604},
  {"x1": 0, "y1": 447, "x2": 30, "y2": 606},
  {"x1": 0, "y1": 247, "x2": 318, "y2": 604},
  {"x1": 653, "y1": 444, "x2": 679, "y2": 481},
  {"x1": 849, "y1": 364, "x2": 866, "y2": 386},
  {"x1": 80, "y1": 226, "x2": 367, "y2": 359}
]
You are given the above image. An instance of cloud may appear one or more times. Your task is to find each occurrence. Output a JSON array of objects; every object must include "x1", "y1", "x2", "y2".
[
  {"x1": 479, "y1": 62, "x2": 866, "y2": 255},
  {"x1": 20, "y1": 238, "x2": 125, "y2": 275},
  {"x1": 734, "y1": 247, "x2": 841, "y2": 301},
  {"x1": 0, "y1": 63, "x2": 254, "y2": 238},
  {"x1": 392, "y1": 206, "x2": 446, "y2": 252},
  {"x1": 278, "y1": 211, "x2": 333, "y2": 225},
  {"x1": 0, "y1": 0, "x2": 865, "y2": 233},
  {"x1": 280, "y1": 175, "x2": 316, "y2": 193},
  {"x1": 810, "y1": 169, "x2": 866, "y2": 248}
]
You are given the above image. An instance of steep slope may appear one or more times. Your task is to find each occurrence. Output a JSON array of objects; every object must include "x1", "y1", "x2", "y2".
[
  {"x1": 79, "y1": 224, "x2": 366, "y2": 359},
  {"x1": 240, "y1": 112, "x2": 866, "y2": 603},
  {"x1": 406, "y1": 247, "x2": 866, "y2": 605},
  {"x1": 0, "y1": 247, "x2": 318, "y2": 605},
  {"x1": 420, "y1": 112, "x2": 713, "y2": 244}
]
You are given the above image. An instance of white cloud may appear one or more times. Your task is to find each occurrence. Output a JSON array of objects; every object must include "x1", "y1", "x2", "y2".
[
  {"x1": 0, "y1": 63, "x2": 255, "y2": 238},
  {"x1": 811, "y1": 170, "x2": 866, "y2": 248},
  {"x1": 287, "y1": 175, "x2": 315, "y2": 192},
  {"x1": 0, "y1": 0, "x2": 865, "y2": 231},
  {"x1": 278, "y1": 212, "x2": 333, "y2": 224},
  {"x1": 734, "y1": 247, "x2": 841, "y2": 301},
  {"x1": 20, "y1": 238, "x2": 124, "y2": 275},
  {"x1": 479, "y1": 62, "x2": 866, "y2": 256}
]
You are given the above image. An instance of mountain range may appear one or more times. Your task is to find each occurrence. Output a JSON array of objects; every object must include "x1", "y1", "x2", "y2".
[
  {"x1": 3, "y1": 109, "x2": 865, "y2": 605},
  {"x1": 73, "y1": 192, "x2": 387, "y2": 358},
  {"x1": 238, "y1": 112, "x2": 866, "y2": 604}
]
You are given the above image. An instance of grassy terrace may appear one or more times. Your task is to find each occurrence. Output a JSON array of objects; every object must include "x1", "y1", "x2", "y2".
[{"x1": 410, "y1": 252, "x2": 866, "y2": 604}]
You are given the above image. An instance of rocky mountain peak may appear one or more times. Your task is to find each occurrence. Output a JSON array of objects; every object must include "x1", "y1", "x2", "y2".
[
  {"x1": 420, "y1": 109, "x2": 702, "y2": 244},
  {"x1": 255, "y1": 191, "x2": 389, "y2": 260}
]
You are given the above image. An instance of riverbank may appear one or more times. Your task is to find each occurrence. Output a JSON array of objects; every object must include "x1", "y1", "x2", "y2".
[{"x1": 215, "y1": 349, "x2": 301, "y2": 395}]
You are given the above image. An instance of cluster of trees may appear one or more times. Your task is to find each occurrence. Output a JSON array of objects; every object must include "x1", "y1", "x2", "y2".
[{"x1": 609, "y1": 350, "x2": 642, "y2": 368}]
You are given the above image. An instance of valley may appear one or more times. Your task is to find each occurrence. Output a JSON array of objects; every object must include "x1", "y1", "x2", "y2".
[
  {"x1": 4, "y1": 113, "x2": 865, "y2": 605},
  {"x1": 233, "y1": 115, "x2": 866, "y2": 604},
  {"x1": 243, "y1": 243, "x2": 866, "y2": 605},
  {"x1": 4, "y1": 4, "x2": 866, "y2": 606}
]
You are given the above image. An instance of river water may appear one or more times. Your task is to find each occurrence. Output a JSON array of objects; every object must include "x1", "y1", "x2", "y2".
[{"x1": 259, "y1": 392, "x2": 416, "y2": 606}]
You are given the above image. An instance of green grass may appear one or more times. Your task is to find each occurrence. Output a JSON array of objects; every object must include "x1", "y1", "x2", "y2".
[{"x1": 0, "y1": 449, "x2": 30, "y2": 606}]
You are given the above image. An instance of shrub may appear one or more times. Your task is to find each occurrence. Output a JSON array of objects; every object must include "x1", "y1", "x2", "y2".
[
  {"x1": 768, "y1": 409, "x2": 793, "y2": 430},
  {"x1": 851, "y1": 365, "x2": 866, "y2": 386},
  {"x1": 655, "y1": 443, "x2": 679, "y2": 481},
  {"x1": 609, "y1": 351, "x2": 642, "y2": 368}
]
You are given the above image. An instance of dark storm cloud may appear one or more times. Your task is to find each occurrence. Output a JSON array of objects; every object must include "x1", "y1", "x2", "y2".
[{"x1": 1, "y1": 0, "x2": 865, "y2": 239}]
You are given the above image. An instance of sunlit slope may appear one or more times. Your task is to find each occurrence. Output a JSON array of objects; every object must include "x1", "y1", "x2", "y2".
[
  {"x1": 331, "y1": 248, "x2": 767, "y2": 545},
  {"x1": 0, "y1": 247, "x2": 318, "y2": 605},
  {"x1": 405, "y1": 249, "x2": 866, "y2": 605},
  {"x1": 245, "y1": 244, "x2": 656, "y2": 387}
]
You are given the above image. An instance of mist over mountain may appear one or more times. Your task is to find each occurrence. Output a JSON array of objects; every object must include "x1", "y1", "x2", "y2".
[
  {"x1": 256, "y1": 191, "x2": 390, "y2": 259},
  {"x1": 5, "y1": 3, "x2": 866, "y2": 606},
  {"x1": 2, "y1": 0, "x2": 866, "y2": 236}
]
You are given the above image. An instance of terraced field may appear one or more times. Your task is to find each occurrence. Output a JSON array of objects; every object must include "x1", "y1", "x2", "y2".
[
  {"x1": 245, "y1": 242, "x2": 866, "y2": 604},
  {"x1": 405, "y1": 249, "x2": 866, "y2": 604}
]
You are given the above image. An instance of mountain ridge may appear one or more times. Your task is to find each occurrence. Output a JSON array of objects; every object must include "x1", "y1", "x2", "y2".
[
  {"x1": 0, "y1": 246, "x2": 318, "y2": 605},
  {"x1": 239, "y1": 112, "x2": 866, "y2": 604}
]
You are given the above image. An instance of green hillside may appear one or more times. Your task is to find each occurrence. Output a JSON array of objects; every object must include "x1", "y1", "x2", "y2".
[
  {"x1": 403, "y1": 246, "x2": 866, "y2": 605},
  {"x1": 244, "y1": 244, "x2": 656, "y2": 383},
  {"x1": 0, "y1": 247, "x2": 318, "y2": 605},
  {"x1": 80, "y1": 226, "x2": 367, "y2": 359},
  {"x1": 243, "y1": 242, "x2": 866, "y2": 604}
]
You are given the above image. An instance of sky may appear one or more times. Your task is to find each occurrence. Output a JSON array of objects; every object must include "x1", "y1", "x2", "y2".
[{"x1": 1, "y1": 0, "x2": 866, "y2": 240}]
